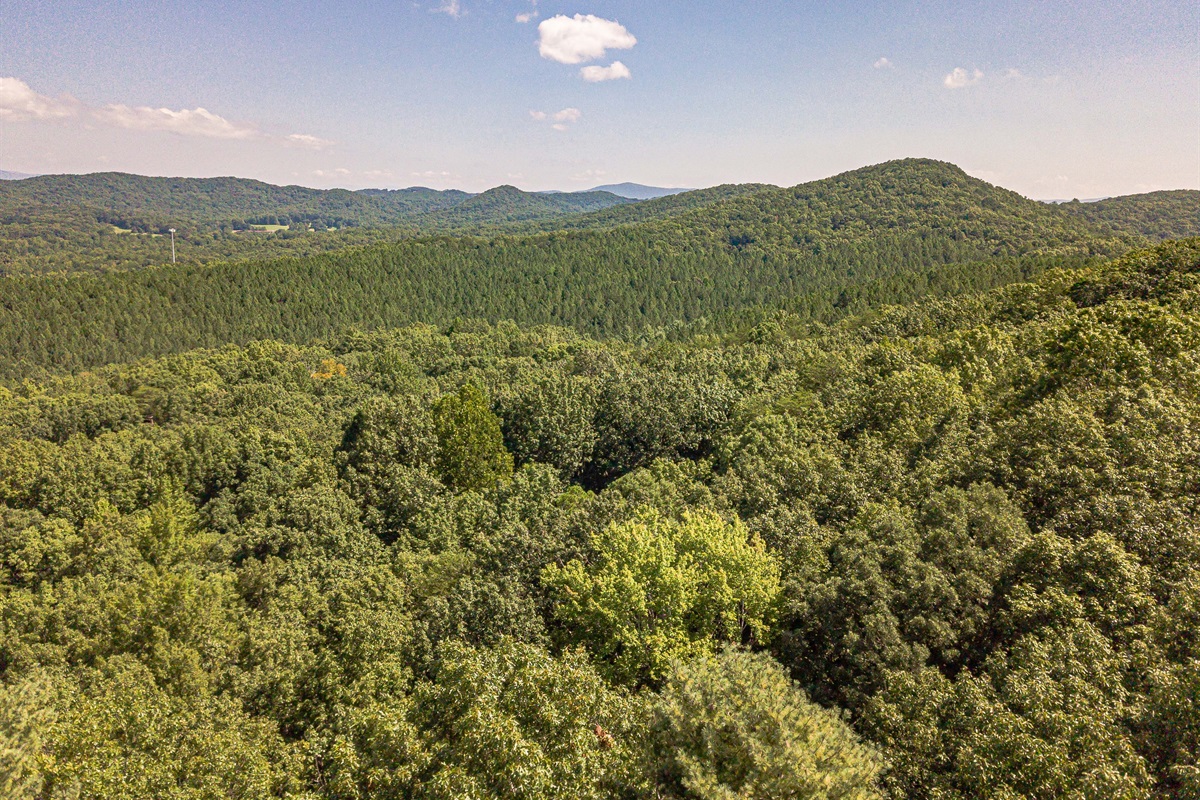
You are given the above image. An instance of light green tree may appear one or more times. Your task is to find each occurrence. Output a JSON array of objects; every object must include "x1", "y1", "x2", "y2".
[{"x1": 543, "y1": 509, "x2": 780, "y2": 685}]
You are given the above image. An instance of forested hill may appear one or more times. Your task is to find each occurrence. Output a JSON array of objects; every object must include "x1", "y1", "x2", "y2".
[
  {"x1": 0, "y1": 172, "x2": 466, "y2": 228},
  {"x1": 0, "y1": 160, "x2": 1144, "y2": 378},
  {"x1": 0, "y1": 172, "x2": 639, "y2": 230},
  {"x1": 412, "y1": 185, "x2": 635, "y2": 228},
  {"x1": 1, "y1": 239, "x2": 1196, "y2": 797},
  {"x1": 1059, "y1": 189, "x2": 1200, "y2": 241},
  {"x1": 0, "y1": 175, "x2": 634, "y2": 274},
  {"x1": 634, "y1": 159, "x2": 1148, "y2": 252}
]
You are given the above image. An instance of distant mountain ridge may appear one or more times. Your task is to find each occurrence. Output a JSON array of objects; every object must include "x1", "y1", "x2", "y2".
[
  {"x1": 0, "y1": 172, "x2": 632, "y2": 230},
  {"x1": 0, "y1": 160, "x2": 1195, "y2": 276},
  {"x1": 0, "y1": 170, "x2": 37, "y2": 181},
  {"x1": 589, "y1": 182, "x2": 691, "y2": 200}
]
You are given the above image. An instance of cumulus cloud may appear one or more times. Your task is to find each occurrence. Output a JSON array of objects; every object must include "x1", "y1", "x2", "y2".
[
  {"x1": 0, "y1": 77, "x2": 78, "y2": 121},
  {"x1": 530, "y1": 107, "x2": 581, "y2": 131},
  {"x1": 873, "y1": 57, "x2": 893, "y2": 69},
  {"x1": 944, "y1": 67, "x2": 983, "y2": 89},
  {"x1": 537, "y1": 14, "x2": 636, "y2": 64},
  {"x1": 515, "y1": 12, "x2": 536, "y2": 23},
  {"x1": 95, "y1": 104, "x2": 260, "y2": 139},
  {"x1": 581, "y1": 61, "x2": 631, "y2": 82}
]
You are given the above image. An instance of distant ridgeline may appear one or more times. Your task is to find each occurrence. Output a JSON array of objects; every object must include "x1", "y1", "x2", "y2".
[
  {"x1": 0, "y1": 174, "x2": 638, "y2": 274},
  {"x1": 2, "y1": 158, "x2": 1196, "y2": 276}
]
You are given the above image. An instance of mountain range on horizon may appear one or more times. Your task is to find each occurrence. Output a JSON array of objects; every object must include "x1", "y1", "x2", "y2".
[{"x1": 0, "y1": 157, "x2": 1196, "y2": 278}]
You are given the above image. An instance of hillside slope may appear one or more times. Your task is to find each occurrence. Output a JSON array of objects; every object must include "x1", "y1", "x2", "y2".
[
  {"x1": 0, "y1": 159, "x2": 1139, "y2": 377},
  {"x1": 1058, "y1": 189, "x2": 1200, "y2": 240}
]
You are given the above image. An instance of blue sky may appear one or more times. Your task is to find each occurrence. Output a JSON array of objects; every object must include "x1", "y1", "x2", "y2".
[{"x1": 2, "y1": 1, "x2": 1197, "y2": 197}]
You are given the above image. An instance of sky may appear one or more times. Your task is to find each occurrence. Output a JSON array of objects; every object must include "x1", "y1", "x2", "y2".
[{"x1": 1, "y1": 1, "x2": 1197, "y2": 198}]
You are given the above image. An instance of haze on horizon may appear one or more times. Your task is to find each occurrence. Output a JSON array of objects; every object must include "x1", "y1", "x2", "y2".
[{"x1": 1, "y1": 0, "x2": 1196, "y2": 199}]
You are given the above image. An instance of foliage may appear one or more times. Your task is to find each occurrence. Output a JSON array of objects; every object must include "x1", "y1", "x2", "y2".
[
  {"x1": 0, "y1": 236, "x2": 1196, "y2": 797},
  {"x1": 0, "y1": 159, "x2": 1153, "y2": 376},
  {"x1": 409, "y1": 639, "x2": 647, "y2": 800},
  {"x1": 432, "y1": 383, "x2": 514, "y2": 492},
  {"x1": 651, "y1": 649, "x2": 881, "y2": 800},
  {"x1": 544, "y1": 509, "x2": 780, "y2": 685}
]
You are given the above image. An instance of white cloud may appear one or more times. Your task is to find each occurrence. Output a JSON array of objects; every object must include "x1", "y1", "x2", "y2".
[
  {"x1": 516, "y1": 11, "x2": 536, "y2": 23},
  {"x1": 1003, "y1": 68, "x2": 1023, "y2": 79},
  {"x1": 95, "y1": 104, "x2": 260, "y2": 139},
  {"x1": 286, "y1": 133, "x2": 335, "y2": 150},
  {"x1": 537, "y1": 14, "x2": 636, "y2": 64},
  {"x1": 0, "y1": 77, "x2": 78, "y2": 121},
  {"x1": 581, "y1": 61, "x2": 631, "y2": 82},
  {"x1": 943, "y1": 67, "x2": 983, "y2": 89},
  {"x1": 412, "y1": 170, "x2": 453, "y2": 178},
  {"x1": 873, "y1": 57, "x2": 893, "y2": 69},
  {"x1": 433, "y1": 0, "x2": 464, "y2": 18},
  {"x1": 531, "y1": 107, "x2": 581, "y2": 131},
  {"x1": 2, "y1": 76, "x2": 329, "y2": 148}
]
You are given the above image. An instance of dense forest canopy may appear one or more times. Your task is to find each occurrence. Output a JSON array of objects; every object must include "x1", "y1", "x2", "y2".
[
  {"x1": 1, "y1": 237, "x2": 1197, "y2": 798},
  {"x1": 0, "y1": 159, "x2": 1175, "y2": 378}
]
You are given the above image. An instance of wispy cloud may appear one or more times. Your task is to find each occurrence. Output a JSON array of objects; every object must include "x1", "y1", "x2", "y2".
[
  {"x1": 553, "y1": 108, "x2": 582, "y2": 123},
  {"x1": 286, "y1": 133, "x2": 335, "y2": 150},
  {"x1": 0, "y1": 77, "x2": 78, "y2": 121},
  {"x1": 537, "y1": 14, "x2": 636, "y2": 64},
  {"x1": 1, "y1": 76, "x2": 331, "y2": 147},
  {"x1": 873, "y1": 57, "x2": 894, "y2": 70},
  {"x1": 96, "y1": 104, "x2": 259, "y2": 139},
  {"x1": 433, "y1": 0, "x2": 465, "y2": 18},
  {"x1": 515, "y1": 0, "x2": 538, "y2": 23},
  {"x1": 944, "y1": 67, "x2": 983, "y2": 89},
  {"x1": 581, "y1": 61, "x2": 631, "y2": 82}
]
